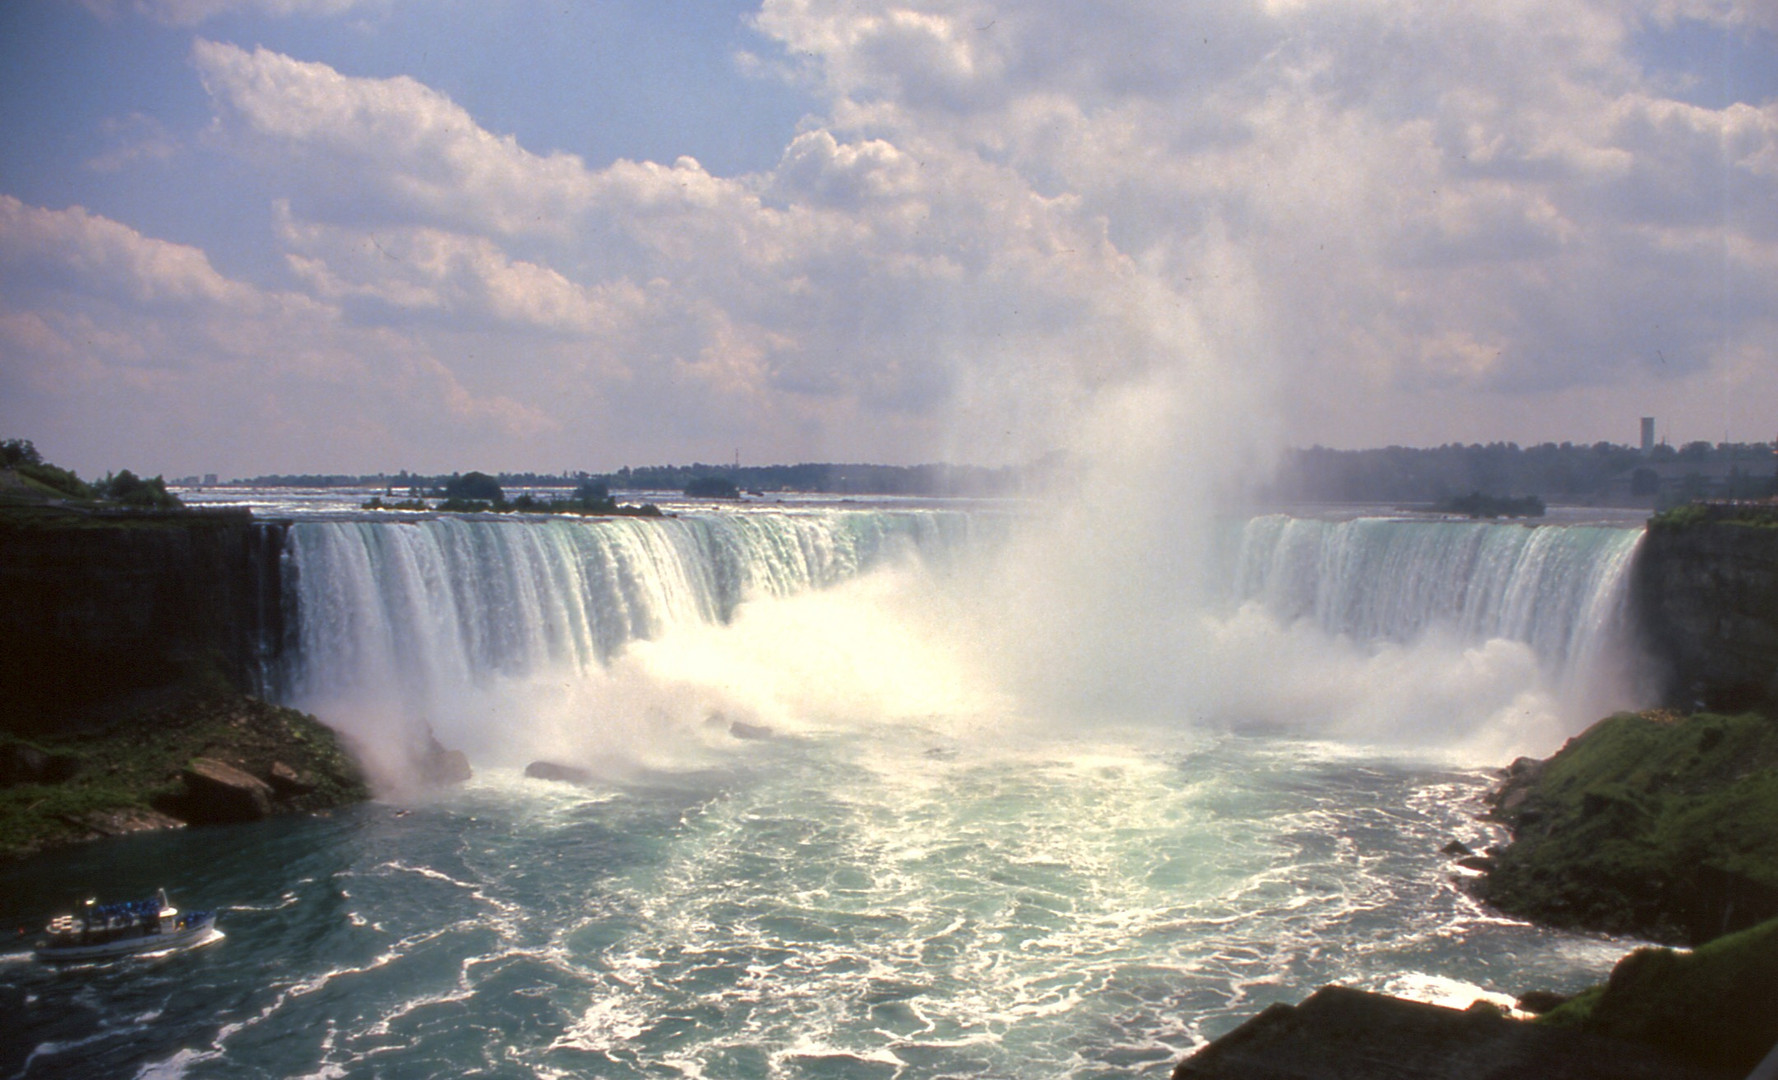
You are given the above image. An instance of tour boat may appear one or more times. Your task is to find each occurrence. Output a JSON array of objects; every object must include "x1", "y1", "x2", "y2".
[{"x1": 34, "y1": 890, "x2": 220, "y2": 962}]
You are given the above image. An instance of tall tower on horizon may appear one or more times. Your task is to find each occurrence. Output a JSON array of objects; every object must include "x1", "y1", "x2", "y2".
[{"x1": 1641, "y1": 417, "x2": 1655, "y2": 453}]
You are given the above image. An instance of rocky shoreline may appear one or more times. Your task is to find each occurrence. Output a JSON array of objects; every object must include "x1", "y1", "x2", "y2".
[
  {"x1": 1174, "y1": 706, "x2": 1778, "y2": 1078},
  {"x1": 1479, "y1": 710, "x2": 1778, "y2": 946},
  {"x1": 0, "y1": 690, "x2": 370, "y2": 862}
]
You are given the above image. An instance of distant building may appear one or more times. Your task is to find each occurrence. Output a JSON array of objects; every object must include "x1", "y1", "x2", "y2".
[
  {"x1": 1641, "y1": 417, "x2": 1655, "y2": 453},
  {"x1": 203, "y1": 473, "x2": 218, "y2": 486}
]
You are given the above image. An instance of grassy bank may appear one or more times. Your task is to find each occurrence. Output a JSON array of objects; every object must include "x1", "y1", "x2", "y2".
[
  {"x1": 1483, "y1": 709, "x2": 1778, "y2": 944},
  {"x1": 1538, "y1": 915, "x2": 1778, "y2": 1074},
  {"x1": 0, "y1": 692, "x2": 368, "y2": 861}
]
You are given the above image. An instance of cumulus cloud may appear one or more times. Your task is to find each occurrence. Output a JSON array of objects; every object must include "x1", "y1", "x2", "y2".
[
  {"x1": 9, "y1": 1, "x2": 1777, "y2": 474},
  {"x1": 0, "y1": 196, "x2": 552, "y2": 473},
  {"x1": 749, "y1": 0, "x2": 1776, "y2": 443},
  {"x1": 192, "y1": 41, "x2": 596, "y2": 239},
  {"x1": 178, "y1": 36, "x2": 1176, "y2": 468}
]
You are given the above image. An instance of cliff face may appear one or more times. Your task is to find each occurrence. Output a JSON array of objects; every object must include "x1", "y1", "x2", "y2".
[
  {"x1": 0, "y1": 512, "x2": 287, "y2": 735},
  {"x1": 1632, "y1": 512, "x2": 1778, "y2": 710}
]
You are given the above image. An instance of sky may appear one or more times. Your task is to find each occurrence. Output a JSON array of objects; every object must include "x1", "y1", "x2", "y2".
[{"x1": 0, "y1": 0, "x2": 1774, "y2": 479}]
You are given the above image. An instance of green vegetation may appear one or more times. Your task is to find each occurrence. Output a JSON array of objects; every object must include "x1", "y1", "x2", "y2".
[
  {"x1": 1538, "y1": 915, "x2": 1778, "y2": 1074},
  {"x1": 0, "y1": 692, "x2": 367, "y2": 861},
  {"x1": 93, "y1": 468, "x2": 182, "y2": 509},
  {"x1": 241, "y1": 460, "x2": 1031, "y2": 497},
  {"x1": 1268, "y1": 440, "x2": 1777, "y2": 504},
  {"x1": 2, "y1": 438, "x2": 95, "y2": 500},
  {"x1": 443, "y1": 470, "x2": 504, "y2": 503},
  {"x1": 1438, "y1": 491, "x2": 1546, "y2": 518},
  {"x1": 1, "y1": 438, "x2": 184, "y2": 513},
  {"x1": 1649, "y1": 500, "x2": 1778, "y2": 531},
  {"x1": 1484, "y1": 710, "x2": 1778, "y2": 944},
  {"x1": 684, "y1": 475, "x2": 740, "y2": 499},
  {"x1": 360, "y1": 474, "x2": 663, "y2": 518}
]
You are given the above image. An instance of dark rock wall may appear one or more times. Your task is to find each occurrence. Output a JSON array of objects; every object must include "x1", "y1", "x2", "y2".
[
  {"x1": 1632, "y1": 518, "x2": 1778, "y2": 710},
  {"x1": 0, "y1": 514, "x2": 287, "y2": 734}
]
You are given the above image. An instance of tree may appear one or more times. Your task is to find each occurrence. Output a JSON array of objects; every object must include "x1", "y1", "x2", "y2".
[
  {"x1": 684, "y1": 475, "x2": 740, "y2": 499},
  {"x1": 443, "y1": 471, "x2": 504, "y2": 503},
  {"x1": 95, "y1": 469, "x2": 182, "y2": 509},
  {"x1": 1, "y1": 438, "x2": 42, "y2": 468}
]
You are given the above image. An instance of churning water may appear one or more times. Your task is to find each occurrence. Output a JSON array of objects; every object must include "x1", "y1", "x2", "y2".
[{"x1": 1, "y1": 503, "x2": 1648, "y2": 1079}]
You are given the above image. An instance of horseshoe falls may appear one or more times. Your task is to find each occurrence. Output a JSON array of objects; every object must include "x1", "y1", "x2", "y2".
[
  {"x1": 274, "y1": 509, "x2": 986, "y2": 784},
  {"x1": 5, "y1": 505, "x2": 1650, "y2": 1080}
]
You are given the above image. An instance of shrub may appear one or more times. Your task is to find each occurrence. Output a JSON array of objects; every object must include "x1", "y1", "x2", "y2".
[
  {"x1": 95, "y1": 469, "x2": 182, "y2": 509},
  {"x1": 684, "y1": 475, "x2": 740, "y2": 499}
]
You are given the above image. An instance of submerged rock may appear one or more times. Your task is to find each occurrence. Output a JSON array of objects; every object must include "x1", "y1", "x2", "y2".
[{"x1": 525, "y1": 761, "x2": 594, "y2": 786}]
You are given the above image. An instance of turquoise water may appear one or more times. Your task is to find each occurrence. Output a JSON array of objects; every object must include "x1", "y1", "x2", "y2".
[{"x1": 2, "y1": 726, "x2": 1628, "y2": 1079}]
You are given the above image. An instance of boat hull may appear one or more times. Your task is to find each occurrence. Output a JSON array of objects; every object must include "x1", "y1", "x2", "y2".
[{"x1": 34, "y1": 914, "x2": 220, "y2": 963}]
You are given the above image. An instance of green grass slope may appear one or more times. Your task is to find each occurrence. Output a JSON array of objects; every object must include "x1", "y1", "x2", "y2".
[
  {"x1": 0, "y1": 692, "x2": 368, "y2": 860},
  {"x1": 1484, "y1": 710, "x2": 1778, "y2": 944},
  {"x1": 1539, "y1": 915, "x2": 1778, "y2": 1074}
]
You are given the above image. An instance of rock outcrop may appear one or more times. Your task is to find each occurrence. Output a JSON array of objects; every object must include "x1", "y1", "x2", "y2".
[
  {"x1": 1633, "y1": 507, "x2": 1778, "y2": 710},
  {"x1": 0, "y1": 511, "x2": 287, "y2": 735},
  {"x1": 1172, "y1": 986, "x2": 1738, "y2": 1080},
  {"x1": 0, "y1": 692, "x2": 369, "y2": 860},
  {"x1": 176, "y1": 757, "x2": 277, "y2": 824},
  {"x1": 1535, "y1": 917, "x2": 1778, "y2": 1076},
  {"x1": 1479, "y1": 709, "x2": 1778, "y2": 945},
  {"x1": 525, "y1": 760, "x2": 594, "y2": 785}
]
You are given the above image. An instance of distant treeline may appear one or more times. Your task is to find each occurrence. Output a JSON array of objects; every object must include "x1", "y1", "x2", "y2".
[
  {"x1": 237, "y1": 462, "x2": 1027, "y2": 497},
  {"x1": 1264, "y1": 441, "x2": 1778, "y2": 505},
  {"x1": 233, "y1": 440, "x2": 1777, "y2": 505}
]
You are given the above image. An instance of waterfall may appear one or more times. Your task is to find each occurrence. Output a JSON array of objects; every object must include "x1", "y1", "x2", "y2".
[
  {"x1": 280, "y1": 509, "x2": 977, "y2": 702},
  {"x1": 1227, "y1": 515, "x2": 1643, "y2": 684},
  {"x1": 276, "y1": 507, "x2": 1647, "y2": 776},
  {"x1": 273, "y1": 508, "x2": 984, "y2": 779}
]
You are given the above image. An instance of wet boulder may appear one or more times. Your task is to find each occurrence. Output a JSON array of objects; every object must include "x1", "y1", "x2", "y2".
[
  {"x1": 525, "y1": 761, "x2": 594, "y2": 785},
  {"x1": 178, "y1": 757, "x2": 275, "y2": 824},
  {"x1": 266, "y1": 760, "x2": 315, "y2": 796}
]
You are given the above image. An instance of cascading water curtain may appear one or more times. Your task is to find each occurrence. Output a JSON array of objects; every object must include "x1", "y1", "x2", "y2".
[
  {"x1": 1229, "y1": 515, "x2": 1644, "y2": 688},
  {"x1": 279, "y1": 509, "x2": 981, "y2": 712}
]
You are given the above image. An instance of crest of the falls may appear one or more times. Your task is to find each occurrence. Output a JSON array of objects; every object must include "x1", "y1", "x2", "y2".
[{"x1": 284, "y1": 510, "x2": 976, "y2": 689}]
